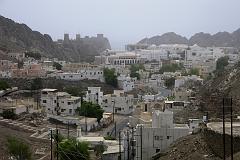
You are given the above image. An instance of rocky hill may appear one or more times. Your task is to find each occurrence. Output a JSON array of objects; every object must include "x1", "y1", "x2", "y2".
[
  {"x1": 197, "y1": 62, "x2": 240, "y2": 118},
  {"x1": 0, "y1": 15, "x2": 111, "y2": 62},
  {"x1": 138, "y1": 29, "x2": 240, "y2": 48},
  {"x1": 138, "y1": 32, "x2": 188, "y2": 45}
]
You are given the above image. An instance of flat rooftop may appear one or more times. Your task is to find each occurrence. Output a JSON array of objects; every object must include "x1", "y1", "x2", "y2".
[{"x1": 207, "y1": 122, "x2": 240, "y2": 136}]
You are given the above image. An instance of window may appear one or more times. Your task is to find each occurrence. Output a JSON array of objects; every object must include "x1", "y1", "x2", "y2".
[
  {"x1": 156, "y1": 149, "x2": 160, "y2": 153},
  {"x1": 154, "y1": 136, "x2": 160, "y2": 141},
  {"x1": 61, "y1": 109, "x2": 66, "y2": 112},
  {"x1": 42, "y1": 100, "x2": 47, "y2": 103},
  {"x1": 69, "y1": 109, "x2": 72, "y2": 114},
  {"x1": 54, "y1": 100, "x2": 57, "y2": 103},
  {"x1": 68, "y1": 102, "x2": 71, "y2": 105},
  {"x1": 167, "y1": 136, "x2": 170, "y2": 139}
]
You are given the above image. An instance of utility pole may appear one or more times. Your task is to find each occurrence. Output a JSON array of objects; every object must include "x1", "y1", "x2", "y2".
[
  {"x1": 85, "y1": 106, "x2": 87, "y2": 135},
  {"x1": 222, "y1": 98, "x2": 226, "y2": 160},
  {"x1": 115, "y1": 122, "x2": 117, "y2": 138},
  {"x1": 50, "y1": 129, "x2": 53, "y2": 160},
  {"x1": 131, "y1": 127, "x2": 135, "y2": 159},
  {"x1": 67, "y1": 121, "x2": 70, "y2": 139},
  {"x1": 119, "y1": 131, "x2": 121, "y2": 160},
  {"x1": 112, "y1": 99, "x2": 117, "y2": 138},
  {"x1": 127, "y1": 131, "x2": 130, "y2": 160},
  {"x1": 230, "y1": 98, "x2": 233, "y2": 160},
  {"x1": 56, "y1": 129, "x2": 59, "y2": 160},
  {"x1": 112, "y1": 99, "x2": 115, "y2": 122},
  {"x1": 80, "y1": 94, "x2": 87, "y2": 135},
  {"x1": 140, "y1": 125, "x2": 143, "y2": 160}
]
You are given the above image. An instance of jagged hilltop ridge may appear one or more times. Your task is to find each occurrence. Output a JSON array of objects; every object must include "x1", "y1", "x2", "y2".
[
  {"x1": 138, "y1": 32, "x2": 188, "y2": 45},
  {"x1": 138, "y1": 29, "x2": 240, "y2": 47},
  {"x1": 0, "y1": 15, "x2": 111, "y2": 62}
]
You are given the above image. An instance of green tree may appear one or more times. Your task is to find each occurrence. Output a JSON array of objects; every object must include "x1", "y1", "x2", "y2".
[
  {"x1": 57, "y1": 139, "x2": 90, "y2": 160},
  {"x1": 188, "y1": 68, "x2": 199, "y2": 76},
  {"x1": 0, "y1": 80, "x2": 10, "y2": 90},
  {"x1": 64, "y1": 87, "x2": 85, "y2": 97},
  {"x1": 103, "y1": 68, "x2": 118, "y2": 87},
  {"x1": 130, "y1": 64, "x2": 145, "y2": 80},
  {"x1": 30, "y1": 78, "x2": 43, "y2": 90},
  {"x1": 216, "y1": 56, "x2": 229, "y2": 71},
  {"x1": 159, "y1": 63, "x2": 183, "y2": 74},
  {"x1": 53, "y1": 62, "x2": 63, "y2": 70},
  {"x1": 77, "y1": 101, "x2": 104, "y2": 123},
  {"x1": 0, "y1": 110, "x2": 17, "y2": 119},
  {"x1": 7, "y1": 137, "x2": 32, "y2": 160},
  {"x1": 25, "y1": 51, "x2": 41, "y2": 60},
  {"x1": 165, "y1": 77, "x2": 175, "y2": 89}
]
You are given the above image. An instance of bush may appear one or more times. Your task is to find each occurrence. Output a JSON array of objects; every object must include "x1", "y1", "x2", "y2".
[
  {"x1": 103, "y1": 68, "x2": 118, "y2": 87},
  {"x1": 159, "y1": 63, "x2": 183, "y2": 73},
  {"x1": 7, "y1": 137, "x2": 32, "y2": 160},
  {"x1": 1, "y1": 110, "x2": 17, "y2": 119},
  {"x1": 216, "y1": 56, "x2": 229, "y2": 71},
  {"x1": 64, "y1": 87, "x2": 85, "y2": 97},
  {"x1": 165, "y1": 77, "x2": 175, "y2": 89},
  {"x1": 0, "y1": 80, "x2": 10, "y2": 90},
  {"x1": 53, "y1": 62, "x2": 62, "y2": 70},
  {"x1": 77, "y1": 101, "x2": 104, "y2": 123},
  {"x1": 25, "y1": 51, "x2": 41, "y2": 60},
  {"x1": 57, "y1": 138, "x2": 90, "y2": 160},
  {"x1": 30, "y1": 78, "x2": 43, "y2": 90},
  {"x1": 130, "y1": 64, "x2": 145, "y2": 80},
  {"x1": 104, "y1": 135, "x2": 116, "y2": 140}
]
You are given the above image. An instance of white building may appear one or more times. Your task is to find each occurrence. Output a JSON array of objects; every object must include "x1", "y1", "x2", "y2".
[
  {"x1": 95, "y1": 51, "x2": 146, "y2": 65},
  {"x1": 134, "y1": 110, "x2": 189, "y2": 160},
  {"x1": 136, "y1": 48, "x2": 168, "y2": 62},
  {"x1": 102, "y1": 90, "x2": 134, "y2": 115},
  {"x1": 174, "y1": 75, "x2": 203, "y2": 88},
  {"x1": 58, "y1": 69, "x2": 104, "y2": 82},
  {"x1": 40, "y1": 89, "x2": 81, "y2": 116},
  {"x1": 84, "y1": 87, "x2": 103, "y2": 106},
  {"x1": 117, "y1": 75, "x2": 136, "y2": 92}
]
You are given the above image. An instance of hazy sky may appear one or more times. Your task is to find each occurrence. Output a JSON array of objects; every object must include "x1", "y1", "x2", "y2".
[{"x1": 0, "y1": 0, "x2": 240, "y2": 49}]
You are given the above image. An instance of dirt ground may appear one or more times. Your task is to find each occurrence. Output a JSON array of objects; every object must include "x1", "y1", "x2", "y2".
[
  {"x1": 0, "y1": 124, "x2": 50, "y2": 160},
  {"x1": 158, "y1": 133, "x2": 221, "y2": 160}
]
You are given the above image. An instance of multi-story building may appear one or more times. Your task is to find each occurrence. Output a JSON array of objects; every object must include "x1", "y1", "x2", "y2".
[
  {"x1": 40, "y1": 89, "x2": 81, "y2": 116},
  {"x1": 102, "y1": 90, "x2": 134, "y2": 115},
  {"x1": 84, "y1": 87, "x2": 103, "y2": 106},
  {"x1": 136, "y1": 48, "x2": 168, "y2": 62},
  {"x1": 8, "y1": 52, "x2": 25, "y2": 60},
  {"x1": 117, "y1": 75, "x2": 136, "y2": 92},
  {"x1": 95, "y1": 51, "x2": 146, "y2": 65},
  {"x1": 58, "y1": 69, "x2": 104, "y2": 82},
  {"x1": 134, "y1": 110, "x2": 189, "y2": 160}
]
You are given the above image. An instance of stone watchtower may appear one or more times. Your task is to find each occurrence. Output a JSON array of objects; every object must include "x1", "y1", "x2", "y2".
[
  {"x1": 97, "y1": 34, "x2": 104, "y2": 38},
  {"x1": 76, "y1": 34, "x2": 81, "y2": 41},
  {"x1": 64, "y1": 33, "x2": 70, "y2": 42}
]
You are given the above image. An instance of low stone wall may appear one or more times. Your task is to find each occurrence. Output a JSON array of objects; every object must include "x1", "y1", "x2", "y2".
[{"x1": 202, "y1": 128, "x2": 240, "y2": 158}]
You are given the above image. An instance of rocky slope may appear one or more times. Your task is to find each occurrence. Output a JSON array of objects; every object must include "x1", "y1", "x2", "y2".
[
  {"x1": 138, "y1": 29, "x2": 240, "y2": 48},
  {"x1": 0, "y1": 15, "x2": 111, "y2": 62},
  {"x1": 158, "y1": 133, "x2": 221, "y2": 160},
  {"x1": 197, "y1": 62, "x2": 240, "y2": 118}
]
